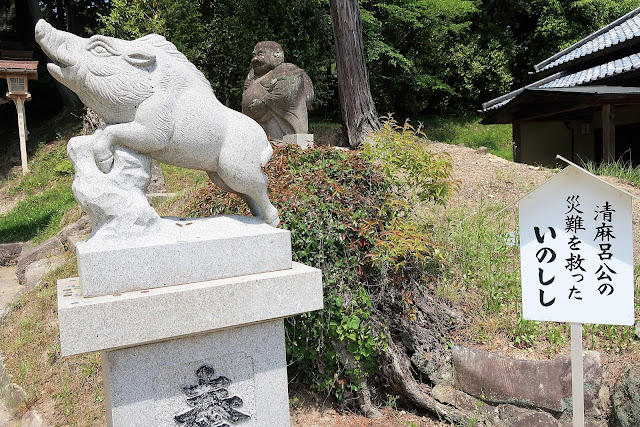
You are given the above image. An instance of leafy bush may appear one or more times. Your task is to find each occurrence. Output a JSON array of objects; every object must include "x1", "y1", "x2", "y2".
[
  {"x1": 185, "y1": 126, "x2": 457, "y2": 402},
  {"x1": 363, "y1": 115, "x2": 458, "y2": 204}
]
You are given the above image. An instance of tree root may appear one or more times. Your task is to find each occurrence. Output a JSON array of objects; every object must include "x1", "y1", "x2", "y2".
[
  {"x1": 379, "y1": 338, "x2": 470, "y2": 425},
  {"x1": 331, "y1": 339, "x2": 383, "y2": 419}
]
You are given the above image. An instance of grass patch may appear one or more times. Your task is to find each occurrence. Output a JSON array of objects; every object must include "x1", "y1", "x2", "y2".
[
  {"x1": 0, "y1": 186, "x2": 76, "y2": 243},
  {"x1": 581, "y1": 157, "x2": 640, "y2": 187},
  {"x1": 158, "y1": 164, "x2": 208, "y2": 194},
  {"x1": 427, "y1": 200, "x2": 640, "y2": 355},
  {"x1": 0, "y1": 111, "x2": 81, "y2": 243},
  {"x1": 419, "y1": 115, "x2": 513, "y2": 160},
  {"x1": 0, "y1": 255, "x2": 105, "y2": 426}
]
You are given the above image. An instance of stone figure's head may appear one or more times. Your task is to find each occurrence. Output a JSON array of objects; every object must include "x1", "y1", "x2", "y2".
[{"x1": 251, "y1": 41, "x2": 284, "y2": 76}]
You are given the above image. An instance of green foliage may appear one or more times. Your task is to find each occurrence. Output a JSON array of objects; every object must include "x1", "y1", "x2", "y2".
[
  {"x1": 185, "y1": 128, "x2": 457, "y2": 402},
  {"x1": 0, "y1": 118, "x2": 78, "y2": 244},
  {"x1": 361, "y1": 0, "x2": 513, "y2": 113},
  {"x1": 419, "y1": 115, "x2": 513, "y2": 160},
  {"x1": 475, "y1": 0, "x2": 637, "y2": 87},
  {"x1": 100, "y1": 0, "x2": 209, "y2": 70},
  {"x1": 364, "y1": 115, "x2": 458, "y2": 204},
  {"x1": 435, "y1": 208, "x2": 521, "y2": 314},
  {"x1": 512, "y1": 316, "x2": 539, "y2": 348},
  {"x1": 73, "y1": 0, "x2": 640, "y2": 115},
  {"x1": 0, "y1": 186, "x2": 76, "y2": 244},
  {"x1": 581, "y1": 157, "x2": 640, "y2": 187}
]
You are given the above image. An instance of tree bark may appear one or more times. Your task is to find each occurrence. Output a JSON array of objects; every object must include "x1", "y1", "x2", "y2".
[{"x1": 329, "y1": 0, "x2": 379, "y2": 148}]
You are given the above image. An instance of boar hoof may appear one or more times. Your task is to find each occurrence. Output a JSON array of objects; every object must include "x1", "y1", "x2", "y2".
[
  {"x1": 96, "y1": 155, "x2": 114, "y2": 174},
  {"x1": 266, "y1": 215, "x2": 280, "y2": 228}
]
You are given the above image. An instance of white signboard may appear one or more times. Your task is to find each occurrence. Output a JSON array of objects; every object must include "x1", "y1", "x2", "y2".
[{"x1": 519, "y1": 164, "x2": 634, "y2": 326}]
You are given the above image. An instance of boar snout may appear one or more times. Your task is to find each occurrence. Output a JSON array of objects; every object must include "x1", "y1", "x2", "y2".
[
  {"x1": 35, "y1": 19, "x2": 80, "y2": 69},
  {"x1": 34, "y1": 19, "x2": 50, "y2": 43}
]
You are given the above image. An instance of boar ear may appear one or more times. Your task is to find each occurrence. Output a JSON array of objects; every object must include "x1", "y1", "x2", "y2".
[{"x1": 125, "y1": 52, "x2": 156, "y2": 68}]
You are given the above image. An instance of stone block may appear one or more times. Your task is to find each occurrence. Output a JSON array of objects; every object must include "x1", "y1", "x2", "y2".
[
  {"x1": 58, "y1": 262, "x2": 322, "y2": 356},
  {"x1": 103, "y1": 319, "x2": 290, "y2": 427},
  {"x1": 283, "y1": 134, "x2": 314, "y2": 150},
  {"x1": 611, "y1": 364, "x2": 640, "y2": 426},
  {"x1": 453, "y1": 346, "x2": 601, "y2": 412},
  {"x1": 76, "y1": 215, "x2": 292, "y2": 297}
]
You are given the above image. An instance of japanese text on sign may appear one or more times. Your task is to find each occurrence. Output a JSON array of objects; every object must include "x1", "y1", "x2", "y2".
[{"x1": 519, "y1": 165, "x2": 633, "y2": 326}]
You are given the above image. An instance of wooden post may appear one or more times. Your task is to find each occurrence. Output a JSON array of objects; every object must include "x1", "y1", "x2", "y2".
[
  {"x1": 602, "y1": 104, "x2": 615, "y2": 164},
  {"x1": 14, "y1": 97, "x2": 29, "y2": 174},
  {"x1": 513, "y1": 123, "x2": 522, "y2": 163},
  {"x1": 571, "y1": 323, "x2": 585, "y2": 427}
]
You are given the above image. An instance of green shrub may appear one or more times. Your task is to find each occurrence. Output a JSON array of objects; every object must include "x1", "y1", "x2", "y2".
[
  {"x1": 185, "y1": 127, "x2": 457, "y2": 402},
  {"x1": 363, "y1": 115, "x2": 458, "y2": 205}
]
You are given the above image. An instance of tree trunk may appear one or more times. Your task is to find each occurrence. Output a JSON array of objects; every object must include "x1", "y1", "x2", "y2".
[{"x1": 329, "y1": 0, "x2": 379, "y2": 148}]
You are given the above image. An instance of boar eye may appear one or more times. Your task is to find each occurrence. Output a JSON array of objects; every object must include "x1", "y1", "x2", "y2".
[{"x1": 88, "y1": 42, "x2": 115, "y2": 57}]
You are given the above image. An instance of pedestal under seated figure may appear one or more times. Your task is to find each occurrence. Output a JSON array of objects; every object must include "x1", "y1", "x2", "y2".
[{"x1": 242, "y1": 41, "x2": 314, "y2": 140}]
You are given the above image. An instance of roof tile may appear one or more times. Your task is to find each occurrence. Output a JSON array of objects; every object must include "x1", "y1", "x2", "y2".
[{"x1": 538, "y1": 7, "x2": 640, "y2": 72}]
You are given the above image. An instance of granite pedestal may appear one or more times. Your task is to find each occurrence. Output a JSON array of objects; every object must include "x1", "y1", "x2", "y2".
[
  {"x1": 283, "y1": 134, "x2": 314, "y2": 150},
  {"x1": 58, "y1": 215, "x2": 323, "y2": 427}
]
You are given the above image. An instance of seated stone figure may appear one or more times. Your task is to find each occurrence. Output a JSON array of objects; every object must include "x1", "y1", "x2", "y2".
[{"x1": 242, "y1": 41, "x2": 314, "y2": 140}]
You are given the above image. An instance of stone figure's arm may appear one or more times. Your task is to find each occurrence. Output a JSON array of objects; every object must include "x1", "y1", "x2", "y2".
[{"x1": 263, "y1": 73, "x2": 305, "y2": 110}]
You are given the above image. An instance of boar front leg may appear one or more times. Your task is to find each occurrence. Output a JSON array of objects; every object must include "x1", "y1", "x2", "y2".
[{"x1": 92, "y1": 122, "x2": 171, "y2": 173}]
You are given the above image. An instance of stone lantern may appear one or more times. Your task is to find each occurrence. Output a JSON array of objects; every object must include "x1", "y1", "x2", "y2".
[{"x1": 0, "y1": 55, "x2": 38, "y2": 174}]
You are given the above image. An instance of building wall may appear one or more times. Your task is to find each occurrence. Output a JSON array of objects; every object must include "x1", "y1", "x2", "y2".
[
  {"x1": 518, "y1": 105, "x2": 640, "y2": 167},
  {"x1": 520, "y1": 121, "x2": 574, "y2": 167}
]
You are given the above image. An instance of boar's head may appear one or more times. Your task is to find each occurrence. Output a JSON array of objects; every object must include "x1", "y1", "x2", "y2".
[{"x1": 35, "y1": 19, "x2": 157, "y2": 124}]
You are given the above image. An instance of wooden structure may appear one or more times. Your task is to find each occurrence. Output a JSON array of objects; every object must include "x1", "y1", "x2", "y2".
[
  {"x1": 482, "y1": 7, "x2": 640, "y2": 167},
  {"x1": 0, "y1": 52, "x2": 38, "y2": 174}
]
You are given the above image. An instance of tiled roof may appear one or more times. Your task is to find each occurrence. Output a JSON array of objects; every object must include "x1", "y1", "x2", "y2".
[
  {"x1": 539, "y1": 53, "x2": 640, "y2": 88},
  {"x1": 0, "y1": 60, "x2": 38, "y2": 73},
  {"x1": 482, "y1": 7, "x2": 640, "y2": 115},
  {"x1": 483, "y1": 52, "x2": 640, "y2": 112},
  {"x1": 535, "y1": 7, "x2": 640, "y2": 73}
]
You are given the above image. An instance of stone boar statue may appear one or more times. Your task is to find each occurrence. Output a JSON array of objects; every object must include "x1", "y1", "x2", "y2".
[{"x1": 35, "y1": 20, "x2": 279, "y2": 227}]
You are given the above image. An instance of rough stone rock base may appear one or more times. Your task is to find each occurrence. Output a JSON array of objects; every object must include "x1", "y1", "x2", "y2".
[{"x1": 103, "y1": 320, "x2": 289, "y2": 427}]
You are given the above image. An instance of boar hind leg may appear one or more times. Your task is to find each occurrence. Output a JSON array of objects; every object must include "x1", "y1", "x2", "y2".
[
  {"x1": 93, "y1": 122, "x2": 170, "y2": 173},
  {"x1": 215, "y1": 162, "x2": 279, "y2": 227},
  {"x1": 207, "y1": 171, "x2": 264, "y2": 218}
]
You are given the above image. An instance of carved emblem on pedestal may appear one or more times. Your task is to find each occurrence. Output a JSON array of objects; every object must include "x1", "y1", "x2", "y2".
[{"x1": 175, "y1": 365, "x2": 250, "y2": 426}]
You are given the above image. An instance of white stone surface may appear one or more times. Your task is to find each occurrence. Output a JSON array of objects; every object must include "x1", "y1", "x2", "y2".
[
  {"x1": 103, "y1": 320, "x2": 290, "y2": 427},
  {"x1": 58, "y1": 262, "x2": 322, "y2": 356},
  {"x1": 283, "y1": 133, "x2": 314, "y2": 150},
  {"x1": 76, "y1": 215, "x2": 292, "y2": 297},
  {"x1": 35, "y1": 19, "x2": 280, "y2": 231}
]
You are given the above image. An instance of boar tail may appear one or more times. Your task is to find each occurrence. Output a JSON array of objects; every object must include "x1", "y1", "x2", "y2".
[{"x1": 261, "y1": 143, "x2": 273, "y2": 168}]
